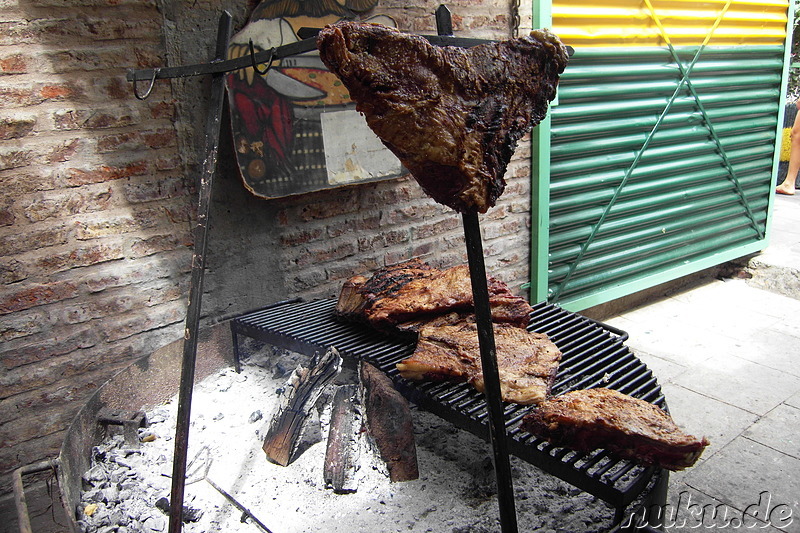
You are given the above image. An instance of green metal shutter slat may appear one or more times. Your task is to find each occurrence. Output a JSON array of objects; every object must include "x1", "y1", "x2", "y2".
[
  {"x1": 551, "y1": 116, "x2": 777, "y2": 158},
  {"x1": 550, "y1": 144, "x2": 774, "y2": 194},
  {"x1": 548, "y1": 215, "x2": 764, "y2": 281},
  {"x1": 550, "y1": 163, "x2": 771, "y2": 213},
  {"x1": 548, "y1": 202, "x2": 769, "y2": 263},
  {"x1": 551, "y1": 103, "x2": 779, "y2": 138},
  {"x1": 550, "y1": 172, "x2": 771, "y2": 229}
]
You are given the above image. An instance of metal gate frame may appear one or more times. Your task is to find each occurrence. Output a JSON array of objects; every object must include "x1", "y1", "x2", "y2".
[{"x1": 530, "y1": 1, "x2": 794, "y2": 311}]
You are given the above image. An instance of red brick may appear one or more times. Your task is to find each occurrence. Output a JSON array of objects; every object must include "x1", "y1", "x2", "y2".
[
  {"x1": 53, "y1": 107, "x2": 136, "y2": 131},
  {"x1": 280, "y1": 227, "x2": 324, "y2": 247},
  {"x1": 0, "y1": 169, "x2": 56, "y2": 196},
  {"x1": 413, "y1": 217, "x2": 461, "y2": 239},
  {"x1": 142, "y1": 128, "x2": 176, "y2": 149},
  {"x1": 102, "y1": 300, "x2": 185, "y2": 342},
  {"x1": 40, "y1": 82, "x2": 83, "y2": 100},
  {"x1": 24, "y1": 187, "x2": 114, "y2": 222},
  {"x1": 0, "y1": 406, "x2": 75, "y2": 451},
  {"x1": 0, "y1": 85, "x2": 43, "y2": 107},
  {"x1": 0, "y1": 116, "x2": 36, "y2": 140},
  {"x1": 294, "y1": 240, "x2": 356, "y2": 268},
  {"x1": 73, "y1": 210, "x2": 157, "y2": 240},
  {"x1": 1, "y1": 326, "x2": 99, "y2": 369},
  {"x1": 81, "y1": 257, "x2": 181, "y2": 293},
  {"x1": 96, "y1": 131, "x2": 140, "y2": 153},
  {"x1": 36, "y1": 242, "x2": 125, "y2": 274},
  {"x1": 0, "y1": 310, "x2": 45, "y2": 343},
  {"x1": 147, "y1": 100, "x2": 176, "y2": 120},
  {"x1": 129, "y1": 233, "x2": 183, "y2": 257},
  {"x1": 8, "y1": 17, "x2": 160, "y2": 46},
  {"x1": 0, "y1": 204, "x2": 14, "y2": 226},
  {"x1": 0, "y1": 147, "x2": 34, "y2": 171},
  {"x1": 154, "y1": 155, "x2": 182, "y2": 171},
  {"x1": 0, "y1": 258, "x2": 28, "y2": 284},
  {"x1": 46, "y1": 138, "x2": 82, "y2": 163},
  {"x1": 66, "y1": 161, "x2": 148, "y2": 186},
  {"x1": 0, "y1": 53, "x2": 28, "y2": 74},
  {"x1": 357, "y1": 229, "x2": 410, "y2": 253},
  {"x1": 0, "y1": 280, "x2": 79, "y2": 315},
  {"x1": 0, "y1": 346, "x2": 102, "y2": 399},
  {"x1": 0, "y1": 224, "x2": 69, "y2": 256},
  {"x1": 123, "y1": 176, "x2": 190, "y2": 204}
]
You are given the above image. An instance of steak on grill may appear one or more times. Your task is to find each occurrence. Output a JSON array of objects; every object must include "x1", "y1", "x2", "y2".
[
  {"x1": 335, "y1": 258, "x2": 534, "y2": 332},
  {"x1": 521, "y1": 388, "x2": 709, "y2": 470},
  {"x1": 316, "y1": 22, "x2": 569, "y2": 213},
  {"x1": 397, "y1": 313, "x2": 561, "y2": 405}
]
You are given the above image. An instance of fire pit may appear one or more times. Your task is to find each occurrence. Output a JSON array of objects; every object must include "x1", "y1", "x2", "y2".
[{"x1": 56, "y1": 300, "x2": 667, "y2": 532}]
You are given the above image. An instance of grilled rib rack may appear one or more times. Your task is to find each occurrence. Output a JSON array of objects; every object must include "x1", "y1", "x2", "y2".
[{"x1": 230, "y1": 298, "x2": 667, "y2": 522}]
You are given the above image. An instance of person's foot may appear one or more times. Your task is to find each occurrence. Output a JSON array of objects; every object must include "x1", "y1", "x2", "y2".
[{"x1": 776, "y1": 182, "x2": 796, "y2": 195}]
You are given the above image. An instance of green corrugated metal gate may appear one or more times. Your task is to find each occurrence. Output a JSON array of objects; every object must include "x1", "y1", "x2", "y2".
[{"x1": 530, "y1": 1, "x2": 793, "y2": 310}]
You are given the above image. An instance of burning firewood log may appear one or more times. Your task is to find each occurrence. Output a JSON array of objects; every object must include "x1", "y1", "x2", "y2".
[
  {"x1": 323, "y1": 383, "x2": 362, "y2": 493},
  {"x1": 262, "y1": 347, "x2": 342, "y2": 466},
  {"x1": 360, "y1": 362, "x2": 419, "y2": 482}
]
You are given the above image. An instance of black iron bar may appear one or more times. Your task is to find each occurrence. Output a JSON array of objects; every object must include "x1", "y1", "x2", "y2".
[
  {"x1": 167, "y1": 11, "x2": 231, "y2": 533},
  {"x1": 462, "y1": 211, "x2": 519, "y2": 533},
  {"x1": 126, "y1": 33, "x2": 490, "y2": 85},
  {"x1": 205, "y1": 477, "x2": 274, "y2": 533}
]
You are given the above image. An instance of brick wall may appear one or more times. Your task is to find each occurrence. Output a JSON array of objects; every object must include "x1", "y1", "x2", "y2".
[{"x1": 0, "y1": 0, "x2": 537, "y2": 497}]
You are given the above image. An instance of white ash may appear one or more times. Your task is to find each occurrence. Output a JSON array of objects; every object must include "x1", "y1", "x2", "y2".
[{"x1": 78, "y1": 343, "x2": 621, "y2": 533}]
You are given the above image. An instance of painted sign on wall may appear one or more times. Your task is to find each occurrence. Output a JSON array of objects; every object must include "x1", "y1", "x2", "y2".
[{"x1": 226, "y1": 0, "x2": 403, "y2": 199}]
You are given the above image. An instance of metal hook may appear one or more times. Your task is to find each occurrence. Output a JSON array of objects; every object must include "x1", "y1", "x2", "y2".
[
  {"x1": 249, "y1": 40, "x2": 275, "y2": 76},
  {"x1": 132, "y1": 68, "x2": 159, "y2": 100}
]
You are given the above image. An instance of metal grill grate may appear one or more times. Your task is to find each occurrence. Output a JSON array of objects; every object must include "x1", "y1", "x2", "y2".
[{"x1": 231, "y1": 299, "x2": 665, "y2": 512}]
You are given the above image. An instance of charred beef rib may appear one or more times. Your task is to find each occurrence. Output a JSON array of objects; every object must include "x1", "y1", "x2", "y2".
[
  {"x1": 521, "y1": 388, "x2": 710, "y2": 470},
  {"x1": 397, "y1": 313, "x2": 561, "y2": 405},
  {"x1": 317, "y1": 22, "x2": 569, "y2": 213},
  {"x1": 335, "y1": 258, "x2": 534, "y2": 331}
]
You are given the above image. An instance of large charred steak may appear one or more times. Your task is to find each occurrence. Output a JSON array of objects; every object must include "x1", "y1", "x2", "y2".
[
  {"x1": 317, "y1": 22, "x2": 569, "y2": 213},
  {"x1": 521, "y1": 388, "x2": 710, "y2": 470},
  {"x1": 397, "y1": 313, "x2": 561, "y2": 405},
  {"x1": 335, "y1": 258, "x2": 534, "y2": 332}
]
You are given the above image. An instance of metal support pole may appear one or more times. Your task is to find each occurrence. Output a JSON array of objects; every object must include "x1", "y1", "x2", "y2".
[
  {"x1": 167, "y1": 11, "x2": 232, "y2": 533},
  {"x1": 462, "y1": 211, "x2": 519, "y2": 533},
  {"x1": 435, "y1": 7, "x2": 518, "y2": 530}
]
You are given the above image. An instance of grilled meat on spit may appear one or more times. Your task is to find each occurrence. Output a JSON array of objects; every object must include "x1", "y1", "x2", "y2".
[{"x1": 317, "y1": 22, "x2": 569, "y2": 213}]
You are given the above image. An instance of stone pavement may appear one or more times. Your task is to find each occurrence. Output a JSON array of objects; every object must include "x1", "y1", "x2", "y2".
[{"x1": 602, "y1": 192, "x2": 800, "y2": 532}]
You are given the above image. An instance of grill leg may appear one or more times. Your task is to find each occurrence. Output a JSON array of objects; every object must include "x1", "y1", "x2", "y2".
[
  {"x1": 230, "y1": 322, "x2": 242, "y2": 373},
  {"x1": 618, "y1": 468, "x2": 669, "y2": 532}
]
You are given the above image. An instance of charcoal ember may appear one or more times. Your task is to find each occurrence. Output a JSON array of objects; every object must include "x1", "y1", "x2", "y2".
[
  {"x1": 182, "y1": 505, "x2": 204, "y2": 522},
  {"x1": 142, "y1": 514, "x2": 166, "y2": 532},
  {"x1": 81, "y1": 489, "x2": 104, "y2": 503},
  {"x1": 82, "y1": 464, "x2": 108, "y2": 486},
  {"x1": 101, "y1": 485, "x2": 119, "y2": 503},
  {"x1": 154, "y1": 496, "x2": 204, "y2": 523},
  {"x1": 248, "y1": 410, "x2": 263, "y2": 423}
]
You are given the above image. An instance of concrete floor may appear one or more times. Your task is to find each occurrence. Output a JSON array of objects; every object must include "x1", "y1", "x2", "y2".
[{"x1": 3, "y1": 195, "x2": 800, "y2": 532}]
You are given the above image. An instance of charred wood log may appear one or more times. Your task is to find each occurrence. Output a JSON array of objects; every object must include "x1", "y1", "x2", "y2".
[
  {"x1": 323, "y1": 384, "x2": 362, "y2": 493},
  {"x1": 263, "y1": 348, "x2": 342, "y2": 466},
  {"x1": 360, "y1": 362, "x2": 419, "y2": 482}
]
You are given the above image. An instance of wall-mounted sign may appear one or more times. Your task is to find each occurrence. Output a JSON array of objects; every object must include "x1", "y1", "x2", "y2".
[{"x1": 226, "y1": 0, "x2": 403, "y2": 199}]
